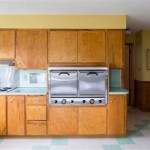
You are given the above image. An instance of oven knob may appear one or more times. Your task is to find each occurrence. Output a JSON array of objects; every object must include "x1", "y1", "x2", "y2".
[
  {"x1": 71, "y1": 100, "x2": 74, "y2": 103},
  {"x1": 54, "y1": 100, "x2": 58, "y2": 104},
  {"x1": 82, "y1": 100, "x2": 86, "y2": 103},
  {"x1": 99, "y1": 100, "x2": 102, "y2": 103},
  {"x1": 90, "y1": 99, "x2": 95, "y2": 104},
  {"x1": 61, "y1": 99, "x2": 67, "y2": 104}
]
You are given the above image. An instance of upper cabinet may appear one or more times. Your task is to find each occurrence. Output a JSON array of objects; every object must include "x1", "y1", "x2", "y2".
[
  {"x1": 48, "y1": 31, "x2": 77, "y2": 63},
  {"x1": 16, "y1": 30, "x2": 47, "y2": 69},
  {"x1": 78, "y1": 30, "x2": 106, "y2": 63},
  {"x1": 0, "y1": 30, "x2": 15, "y2": 60},
  {"x1": 107, "y1": 30, "x2": 124, "y2": 68}
]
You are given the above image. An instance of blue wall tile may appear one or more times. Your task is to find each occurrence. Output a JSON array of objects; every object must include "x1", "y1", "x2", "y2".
[{"x1": 110, "y1": 69, "x2": 121, "y2": 87}]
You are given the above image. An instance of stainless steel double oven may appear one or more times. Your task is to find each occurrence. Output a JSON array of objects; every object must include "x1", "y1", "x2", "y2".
[{"x1": 48, "y1": 67, "x2": 108, "y2": 105}]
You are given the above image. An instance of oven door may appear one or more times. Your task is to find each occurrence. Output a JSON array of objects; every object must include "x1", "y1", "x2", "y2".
[
  {"x1": 50, "y1": 71, "x2": 77, "y2": 97},
  {"x1": 78, "y1": 71, "x2": 106, "y2": 97}
]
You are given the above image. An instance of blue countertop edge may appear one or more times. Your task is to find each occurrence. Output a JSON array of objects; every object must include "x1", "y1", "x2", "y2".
[{"x1": 109, "y1": 87, "x2": 129, "y2": 95}]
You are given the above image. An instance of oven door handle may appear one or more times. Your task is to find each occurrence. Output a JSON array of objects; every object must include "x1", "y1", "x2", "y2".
[
  {"x1": 59, "y1": 72, "x2": 70, "y2": 76},
  {"x1": 87, "y1": 72, "x2": 98, "y2": 76}
]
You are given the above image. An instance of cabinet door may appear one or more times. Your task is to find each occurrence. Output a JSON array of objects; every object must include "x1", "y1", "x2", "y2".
[
  {"x1": 78, "y1": 30, "x2": 106, "y2": 63},
  {"x1": 0, "y1": 30, "x2": 15, "y2": 59},
  {"x1": 0, "y1": 96, "x2": 6, "y2": 135},
  {"x1": 16, "y1": 30, "x2": 47, "y2": 69},
  {"x1": 7, "y1": 96, "x2": 25, "y2": 135},
  {"x1": 26, "y1": 121, "x2": 47, "y2": 135},
  {"x1": 107, "y1": 30, "x2": 124, "y2": 68},
  {"x1": 48, "y1": 31, "x2": 77, "y2": 63},
  {"x1": 107, "y1": 95, "x2": 127, "y2": 135},
  {"x1": 78, "y1": 107, "x2": 106, "y2": 135},
  {"x1": 48, "y1": 107, "x2": 78, "y2": 135},
  {"x1": 26, "y1": 106, "x2": 46, "y2": 120}
]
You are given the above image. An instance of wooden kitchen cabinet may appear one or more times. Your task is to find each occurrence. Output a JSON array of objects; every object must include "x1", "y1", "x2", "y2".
[
  {"x1": 16, "y1": 30, "x2": 47, "y2": 69},
  {"x1": 0, "y1": 30, "x2": 15, "y2": 59},
  {"x1": 107, "y1": 30, "x2": 124, "y2": 68},
  {"x1": 107, "y1": 95, "x2": 127, "y2": 135},
  {"x1": 48, "y1": 30, "x2": 78, "y2": 63},
  {"x1": 7, "y1": 96, "x2": 25, "y2": 135},
  {"x1": 78, "y1": 106, "x2": 107, "y2": 135},
  {"x1": 78, "y1": 30, "x2": 106, "y2": 63},
  {"x1": 0, "y1": 96, "x2": 6, "y2": 135},
  {"x1": 26, "y1": 121, "x2": 47, "y2": 135},
  {"x1": 26, "y1": 105, "x2": 47, "y2": 120},
  {"x1": 48, "y1": 107, "x2": 78, "y2": 135}
]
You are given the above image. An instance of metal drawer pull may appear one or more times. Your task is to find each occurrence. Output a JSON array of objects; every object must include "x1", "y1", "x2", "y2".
[
  {"x1": 59, "y1": 72, "x2": 70, "y2": 76},
  {"x1": 87, "y1": 72, "x2": 98, "y2": 76}
]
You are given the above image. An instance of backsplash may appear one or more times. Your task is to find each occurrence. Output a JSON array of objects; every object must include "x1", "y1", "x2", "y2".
[
  {"x1": 110, "y1": 69, "x2": 121, "y2": 87},
  {"x1": 19, "y1": 70, "x2": 47, "y2": 87}
]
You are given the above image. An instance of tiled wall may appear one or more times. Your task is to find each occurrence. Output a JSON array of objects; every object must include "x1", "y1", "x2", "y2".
[{"x1": 110, "y1": 69, "x2": 121, "y2": 87}]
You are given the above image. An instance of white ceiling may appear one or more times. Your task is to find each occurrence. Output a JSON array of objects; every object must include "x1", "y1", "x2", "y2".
[{"x1": 0, "y1": 0, "x2": 150, "y2": 32}]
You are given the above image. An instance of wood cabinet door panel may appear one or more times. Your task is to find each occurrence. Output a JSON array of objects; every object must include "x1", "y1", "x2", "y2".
[
  {"x1": 26, "y1": 96, "x2": 47, "y2": 105},
  {"x1": 16, "y1": 30, "x2": 47, "y2": 69},
  {"x1": 0, "y1": 30, "x2": 15, "y2": 59},
  {"x1": 78, "y1": 107, "x2": 106, "y2": 135},
  {"x1": 107, "y1": 30, "x2": 124, "y2": 68},
  {"x1": 0, "y1": 96, "x2": 6, "y2": 135},
  {"x1": 26, "y1": 121, "x2": 47, "y2": 135},
  {"x1": 7, "y1": 96, "x2": 25, "y2": 135},
  {"x1": 48, "y1": 107, "x2": 78, "y2": 135},
  {"x1": 26, "y1": 106, "x2": 46, "y2": 120},
  {"x1": 78, "y1": 31, "x2": 106, "y2": 63},
  {"x1": 48, "y1": 31, "x2": 77, "y2": 63},
  {"x1": 107, "y1": 95, "x2": 127, "y2": 135}
]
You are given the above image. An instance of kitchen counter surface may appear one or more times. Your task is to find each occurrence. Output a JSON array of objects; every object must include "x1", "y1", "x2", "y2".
[
  {"x1": 109, "y1": 87, "x2": 129, "y2": 95},
  {"x1": 0, "y1": 87, "x2": 47, "y2": 95}
]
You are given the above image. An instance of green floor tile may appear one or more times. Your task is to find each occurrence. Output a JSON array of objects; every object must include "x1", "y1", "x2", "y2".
[
  {"x1": 103, "y1": 145, "x2": 122, "y2": 150},
  {"x1": 128, "y1": 130, "x2": 144, "y2": 137},
  {"x1": 51, "y1": 138, "x2": 68, "y2": 145},
  {"x1": 143, "y1": 120, "x2": 150, "y2": 124},
  {"x1": 32, "y1": 146, "x2": 49, "y2": 150},
  {"x1": 0, "y1": 139, "x2": 4, "y2": 143},
  {"x1": 135, "y1": 124, "x2": 150, "y2": 130},
  {"x1": 116, "y1": 138, "x2": 135, "y2": 145}
]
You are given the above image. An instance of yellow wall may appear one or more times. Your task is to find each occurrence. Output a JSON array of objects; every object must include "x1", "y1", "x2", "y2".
[
  {"x1": 0, "y1": 15, "x2": 126, "y2": 29},
  {"x1": 142, "y1": 30, "x2": 150, "y2": 81}
]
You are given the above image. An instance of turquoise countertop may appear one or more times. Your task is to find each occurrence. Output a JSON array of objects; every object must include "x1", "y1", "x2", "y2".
[
  {"x1": 0, "y1": 87, "x2": 47, "y2": 95},
  {"x1": 0, "y1": 87, "x2": 128, "y2": 95},
  {"x1": 109, "y1": 87, "x2": 129, "y2": 95}
]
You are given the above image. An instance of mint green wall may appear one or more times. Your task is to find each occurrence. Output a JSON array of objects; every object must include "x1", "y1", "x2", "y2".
[{"x1": 110, "y1": 69, "x2": 121, "y2": 87}]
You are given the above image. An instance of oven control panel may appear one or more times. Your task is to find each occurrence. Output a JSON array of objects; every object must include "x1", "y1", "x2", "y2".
[{"x1": 49, "y1": 98, "x2": 106, "y2": 105}]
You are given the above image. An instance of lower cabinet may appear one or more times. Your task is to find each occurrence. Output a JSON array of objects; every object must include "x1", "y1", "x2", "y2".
[
  {"x1": 48, "y1": 107, "x2": 78, "y2": 135},
  {"x1": 107, "y1": 95, "x2": 127, "y2": 135},
  {"x1": 78, "y1": 107, "x2": 107, "y2": 135},
  {"x1": 26, "y1": 121, "x2": 47, "y2": 135},
  {"x1": 0, "y1": 96, "x2": 6, "y2": 135},
  {"x1": 7, "y1": 96, "x2": 25, "y2": 135}
]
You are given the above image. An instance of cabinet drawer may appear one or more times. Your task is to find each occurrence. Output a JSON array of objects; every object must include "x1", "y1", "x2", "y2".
[
  {"x1": 26, "y1": 96, "x2": 47, "y2": 105},
  {"x1": 26, "y1": 121, "x2": 47, "y2": 135},
  {"x1": 26, "y1": 106, "x2": 46, "y2": 120}
]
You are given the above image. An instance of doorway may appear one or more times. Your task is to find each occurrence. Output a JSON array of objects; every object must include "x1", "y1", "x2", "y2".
[{"x1": 122, "y1": 44, "x2": 135, "y2": 106}]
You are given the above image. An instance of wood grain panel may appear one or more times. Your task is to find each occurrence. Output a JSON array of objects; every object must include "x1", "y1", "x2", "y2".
[
  {"x1": 48, "y1": 30, "x2": 77, "y2": 63},
  {"x1": 16, "y1": 30, "x2": 47, "y2": 69},
  {"x1": 7, "y1": 96, "x2": 25, "y2": 135},
  {"x1": 48, "y1": 107, "x2": 78, "y2": 135},
  {"x1": 26, "y1": 96, "x2": 47, "y2": 105},
  {"x1": 107, "y1": 95, "x2": 127, "y2": 135},
  {"x1": 107, "y1": 30, "x2": 124, "y2": 68},
  {"x1": 78, "y1": 30, "x2": 106, "y2": 63},
  {"x1": 26, "y1": 121, "x2": 47, "y2": 135},
  {"x1": 26, "y1": 106, "x2": 46, "y2": 120},
  {"x1": 78, "y1": 107, "x2": 106, "y2": 135},
  {"x1": 0, "y1": 96, "x2": 6, "y2": 135},
  {"x1": 0, "y1": 30, "x2": 15, "y2": 59}
]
